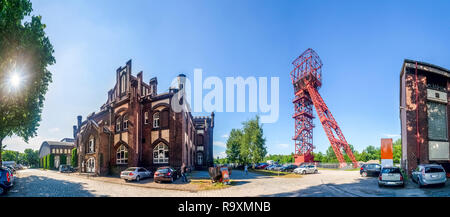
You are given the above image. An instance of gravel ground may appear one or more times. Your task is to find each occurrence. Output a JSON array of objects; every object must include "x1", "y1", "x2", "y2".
[{"x1": 4, "y1": 168, "x2": 450, "y2": 197}]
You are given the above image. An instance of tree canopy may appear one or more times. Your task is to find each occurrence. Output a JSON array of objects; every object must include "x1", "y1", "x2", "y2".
[{"x1": 0, "y1": 0, "x2": 55, "y2": 165}]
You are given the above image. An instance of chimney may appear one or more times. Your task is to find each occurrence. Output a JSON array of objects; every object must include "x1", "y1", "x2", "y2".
[
  {"x1": 77, "y1": 115, "x2": 82, "y2": 132},
  {"x1": 73, "y1": 125, "x2": 77, "y2": 139},
  {"x1": 177, "y1": 74, "x2": 186, "y2": 91},
  {"x1": 149, "y1": 77, "x2": 158, "y2": 96}
]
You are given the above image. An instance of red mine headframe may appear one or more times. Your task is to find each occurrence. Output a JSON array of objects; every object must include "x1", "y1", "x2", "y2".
[{"x1": 290, "y1": 48, "x2": 358, "y2": 168}]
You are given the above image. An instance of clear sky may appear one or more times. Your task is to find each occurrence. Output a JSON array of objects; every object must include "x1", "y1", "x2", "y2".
[{"x1": 4, "y1": 0, "x2": 450, "y2": 159}]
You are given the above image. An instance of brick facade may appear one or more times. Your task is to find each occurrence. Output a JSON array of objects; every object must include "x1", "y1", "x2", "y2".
[
  {"x1": 74, "y1": 60, "x2": 214, "y2": 175},
  {"x1": 400, "y1": 59, "x2": 450, "y2": 176}
]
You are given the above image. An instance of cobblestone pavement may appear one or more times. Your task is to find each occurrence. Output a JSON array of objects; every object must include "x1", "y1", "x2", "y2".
[{"x1": 5, "y1": 168, "x2": 450, "y2": 197}]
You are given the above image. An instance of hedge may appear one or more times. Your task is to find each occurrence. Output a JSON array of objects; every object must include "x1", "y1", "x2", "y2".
[
  {"x1": 49, "y1": 154, "x2": 55, "y2": 169},
  {"x1": 71, "y1": 148, "x2": 78, "y2": 167},
  {"x1": 60, "y1": 155, "x2": 67, "y2": 166}
]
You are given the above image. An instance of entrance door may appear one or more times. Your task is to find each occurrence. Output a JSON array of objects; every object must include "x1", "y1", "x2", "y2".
[
  {"x1": 55, "y1": 155, "x2": 60, "y2": 169},
  {"x1": 197, "y1": 152, "x2": 203, "y2": 166},
  {"x1": 86, "y1": 158, "x2": 95, "y2": 173}
]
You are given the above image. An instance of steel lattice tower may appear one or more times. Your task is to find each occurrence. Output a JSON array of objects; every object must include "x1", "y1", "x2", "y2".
[{"x1": 290, "y1": 48, "x2": 358, "y2": 168}]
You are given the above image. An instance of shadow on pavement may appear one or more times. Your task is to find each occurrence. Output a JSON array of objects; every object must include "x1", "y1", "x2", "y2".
[
  {"x1": 6, "y1": 175, "x2": 101, "y2": 197},
  {"x1": 259, "y1": 176, "x2": 450, "y2": 197}
]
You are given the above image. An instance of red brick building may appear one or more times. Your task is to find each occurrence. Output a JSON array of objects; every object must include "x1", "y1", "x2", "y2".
[
  {"x1": 73, "y1": 60, "x2": 214, "y2": 175},
  {"x1": 400, "y1": 59, "x2": 450, "y2": 175}
]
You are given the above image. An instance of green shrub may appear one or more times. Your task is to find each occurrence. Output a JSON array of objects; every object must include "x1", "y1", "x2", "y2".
[
  {"x1": 43, "y1": 155, "x2": 47, "y2": 169},
  {"x1": 71, "y1": 148, "x2": 78, "y2": 167},
  {"x1": 49, "y1": 154, "x2": 54, "y2": 169},
  {"x1": 60, "y1": 155, "x2": 67, "y2": 166}
]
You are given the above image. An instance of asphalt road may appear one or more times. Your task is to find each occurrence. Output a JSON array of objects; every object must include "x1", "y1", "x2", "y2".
[{"x1": 4, "y1": 168, "x2": 450, "y2": 197}]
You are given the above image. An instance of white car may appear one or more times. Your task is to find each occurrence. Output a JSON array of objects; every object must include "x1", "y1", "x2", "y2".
[
  {"x1": 294, "y1": 165, "x2": 318, "y2": 174},
  {"x1": 120, "y1": 167, "x2": 152, "y2": 182}
]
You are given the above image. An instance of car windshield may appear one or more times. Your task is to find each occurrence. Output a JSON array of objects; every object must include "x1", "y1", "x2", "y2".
[
  {"x1": 425, "y1": 167, "x2": 444, "y2": 173},
  {"x1": 381, "y1": 168, "x2": 400, "y2": 173},
  {"x1": 124, "y1": 168, "x2": 136, "y2": 171},
  {"x1": 157, "y1": 169, "x2": 169, "y2": 173}
]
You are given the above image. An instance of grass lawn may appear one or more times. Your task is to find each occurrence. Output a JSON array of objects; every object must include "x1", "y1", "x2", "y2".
[{"x1": 249, "y1": 169, "x2": 302, "y2": 178}]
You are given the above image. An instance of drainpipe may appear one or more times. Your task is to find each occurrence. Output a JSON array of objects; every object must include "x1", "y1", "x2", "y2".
[{"x1": 415, "y1": 62, "x2": 420, "y2": 164}]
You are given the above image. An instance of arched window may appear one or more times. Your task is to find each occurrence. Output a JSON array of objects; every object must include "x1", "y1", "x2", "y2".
[
  {"x1": 88, "y1": 137, "x2": 95, "y2": 153},
  {"x1": 153, "y1": 112, "x2": 160, "y2": 128},
  {"x1": 116, "y1": 145, "x2": 128, "y2": 164},
  {"x1": 153, "y1": 143, "x2": 169, "y2": 164},
  {"x1": 123, "y1": 114, "x2": 129, "y2": 130},
  {"x1": 116, "y1": 116, "x2": 121, "y2": 132}
]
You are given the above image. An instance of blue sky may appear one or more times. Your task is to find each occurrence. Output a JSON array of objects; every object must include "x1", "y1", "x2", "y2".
[{"x1": 4, "y1": 0, "x2": 450, "y2": 158}]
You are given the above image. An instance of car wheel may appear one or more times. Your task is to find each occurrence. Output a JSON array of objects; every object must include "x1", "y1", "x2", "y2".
[
  {"x1": 302, "y1": 170, "x2": 306, "y2": 175},
  {"x1": 136, "y1": 176, "x2": 140, "y2": 182},
  {"x1": 170, "y1": 177, "x2": 174, "y2": 183},
  {"x1": 418, "y1": 179, "x2": 423, "y2": 188},
  {"x1": 314, "y1": 170, "x2": 318, "y2": 174},
  {"x1": 362, "y1": 172, "x2": 367, "y2": 177},
  {"x1": 378, "y1": 183, "x2": 382, "y2": 188},
  {"x1": 0, "y1": 187, "x2": 5, "y2": 195}
]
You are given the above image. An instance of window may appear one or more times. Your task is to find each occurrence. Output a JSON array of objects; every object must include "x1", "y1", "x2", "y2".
[
  {"x1": 144, "y1": 112, "x2": 149, "y2": 124},
  {"x1": 153, "y1": 143, "x2": 169, "y2": 164},
  {"x1": 86, "y1": 157, "x2": 95, "y2": 173},
  {"x1": 120, "y1": 73, "x2": 126, "y2": 94},
  {"x1": 153, "y1": 112, "x2": 160, "y2": 128},
  {"x1": 123, "y1": 114, "x2": 129, "y2": 130},
  {"x1": 116, "y1": 116, "x2": 121, "y2": 132},
  {"x1": 427, "y1": 101, "x2": 448, "y2": 141},
  {"x1": 197, "y1": 152, "x2": 203, "y2": 165},
  {"x1": 88, "y1": 138, "x2": 95, "y2": 153},
  {"x1": 116, "y1": 145, "x2": 128, "y2": 164},
  {"x1": 52, "y1": 149, "x2": 56, "y2": 154}
]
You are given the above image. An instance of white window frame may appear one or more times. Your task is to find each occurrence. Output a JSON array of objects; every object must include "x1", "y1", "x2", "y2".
[
  {"x1": 88, "y1": 138, "x2": 95, "y2": 153},
  {"x1": 116, "y1": 145, "x2": 128, "y2": 165},
  {"x1": 144, "y1": 112, "x2": 149, "y2": 124},
  {"x1": 153, "y1": 143, "x2": 169, "y2": 164},
  {"x1": 116, "y1": 116, "x2": 121, "y2": 132},
  {"x1": 123, "y1": 115, "x2": 129, "y2": 130},
  {"x1": 153, "y1": 112, "x2": 160, "y2": 128}
]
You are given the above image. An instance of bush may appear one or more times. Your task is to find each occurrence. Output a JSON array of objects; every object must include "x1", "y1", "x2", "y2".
[
  {"x1": 60, "y1": 155, "x2": 67, "y2": 166},
  {"x1": 71, "y1": 148, "x2": 78, "y2": 167},
  {"x1": 43, "y1": 155, "x2": 47, "y2": 169},
  {"x1": 48, "y1": 154, "x2": 54, "y2": 169}
]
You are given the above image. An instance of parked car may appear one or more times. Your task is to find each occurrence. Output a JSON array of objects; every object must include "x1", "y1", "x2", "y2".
[
  {"x1": 120, "y1": 167, "x2": 153, "y2": 182},
  {"x1": 411, "y1": 164, "x2": 447, "y2": 187},
  {"x1": 378, "y1": 166, "x2": 404, "y2": 187},
  {"x1": 279, "y1": 164, "x2": 298, "y2": 172},
  {"x1": 255, "y1": 163, "x2": 268, "y2": 169},
  {"x1": 271, "y1": 165, "x2": 283, "y2": 171},
  {"x1": 0, "y1": 167, "x2": 14, "y2": 195},
  {"x1": 59, "y1": 164, "x2": 75, "y2": 173},
  {"x1": 360, "y1": 163, "x2": 381, "y2": 177},
  {"x1": 154, "y1": 166, "x2": 179, "y2": 183},
  {"x1": 265, "y1": 165, "x2": 277, "y2": 170},
  {"x1": 294, "y1": 165, "x2": 318, "y2": 174}
]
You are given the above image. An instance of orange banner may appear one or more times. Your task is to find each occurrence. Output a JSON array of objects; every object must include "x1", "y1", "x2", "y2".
[{"x1": 381, "y1": 138, "x2": 393, "y2": 160}]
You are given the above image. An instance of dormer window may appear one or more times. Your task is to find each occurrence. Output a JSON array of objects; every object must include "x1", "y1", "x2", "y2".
[{"x1": 153, "y1": 112, "x2": 160, "y2": 128}]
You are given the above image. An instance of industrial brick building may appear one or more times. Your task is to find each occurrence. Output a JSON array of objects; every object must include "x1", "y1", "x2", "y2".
[
  {"x1": 73, "y1": 60, "x2": 214, "y2": 175},
  {"x1": 400, "y1": 59, "x2": 450, "y2": 176}
]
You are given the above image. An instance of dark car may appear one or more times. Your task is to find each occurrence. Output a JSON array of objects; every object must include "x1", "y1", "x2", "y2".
[
  {"x1": 378, "y1": 167, "x2": 404, "y2": 187},
  {"x1": 154, "y1": 167, "x2": 179, "y2": 183},
  {"x1": 0, "y1": 167, "x2": 14, "y2": 195},
  {"x1": 360, "y1": 163, "x2": 381, "y2": 177},
  {"x1": 59, "y1": 165, "x2": 76, "y2": 173},
  {"x1": 280, "y1": 164, "x2": 298, "y2": 172}
]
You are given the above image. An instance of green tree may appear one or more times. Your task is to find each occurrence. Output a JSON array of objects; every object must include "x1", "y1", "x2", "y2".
[
  {"x1": 23, "y1": 148, "x2": 39, "y2": 167},
  {"x1": 241, "y1": 116, "x2": 267, "y2": 165},
  {"x1": 43, "y1": 155, "x2": 46, "y2": 169},
  {"x1": 71, "y1": 148, "x2": 77, "y2": 167},
  {"x1": 393, "y1": 139, "x2": 401, "y2": 164},
  {"x1": 1, "y1": 149, "x2": 19, "y2": 161},
  {"x1": 48, "y1": 154, "x2": 54, "y2": 169},
  {"x1": 0, "y1": 0, "x2": 55, "y2": 166},
  {"x1": 225, "y1": 129, "x2": 243, "y2": 163}
]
